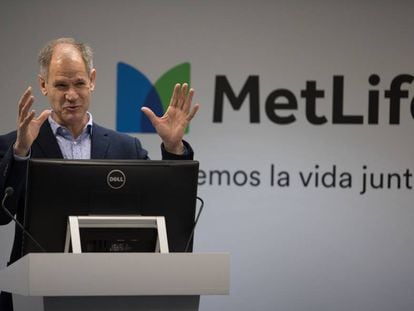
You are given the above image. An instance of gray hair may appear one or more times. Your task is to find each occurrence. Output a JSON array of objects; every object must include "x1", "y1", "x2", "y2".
[{"x1": 38, "y1": 38, "x2": 94, "y2": 80}]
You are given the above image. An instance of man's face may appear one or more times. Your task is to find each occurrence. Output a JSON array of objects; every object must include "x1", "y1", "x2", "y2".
[{"x1": 39, "y1": 44, "x2": 96, "y2": 131}]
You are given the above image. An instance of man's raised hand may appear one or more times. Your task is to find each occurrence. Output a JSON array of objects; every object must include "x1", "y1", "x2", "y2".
[
  {"x1": 14, "y1": 87, "x2": 51, "y2": 157},
  {"x1": 141, "y1": 83, "x2": 199, "y2": 154}
]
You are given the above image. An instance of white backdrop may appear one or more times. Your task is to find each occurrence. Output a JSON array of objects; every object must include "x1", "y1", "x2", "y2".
[{"x1": 1, "y1": 1, "x2": 414, "y2": 310}]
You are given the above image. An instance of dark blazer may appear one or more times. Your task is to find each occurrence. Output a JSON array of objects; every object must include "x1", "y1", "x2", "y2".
[{"x1": 0, "y1": 120, "x2": 193, "y2": 311}]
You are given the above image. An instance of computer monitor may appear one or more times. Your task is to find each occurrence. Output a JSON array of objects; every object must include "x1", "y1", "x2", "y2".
[{"x1": 22, "y1": 159, "x2": 199, "y2": 255}]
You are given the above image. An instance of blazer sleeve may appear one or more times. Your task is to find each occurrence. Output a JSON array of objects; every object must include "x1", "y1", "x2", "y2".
[
  {"x1": 0, "y1": 132, "x2": 27, "y2": 225},
  {"x1": 161, "y1": 140, "x2": 194, "y2": 160}
]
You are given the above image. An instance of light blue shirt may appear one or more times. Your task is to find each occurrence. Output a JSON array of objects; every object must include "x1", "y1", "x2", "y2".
[{"x1": 48, "y1": 112, "x2": 93, "y2": 159}]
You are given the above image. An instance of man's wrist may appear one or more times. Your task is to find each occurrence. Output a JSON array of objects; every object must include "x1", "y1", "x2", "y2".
[{"x1": 13, "y1": 143, "x2": 30, "y2": 158}]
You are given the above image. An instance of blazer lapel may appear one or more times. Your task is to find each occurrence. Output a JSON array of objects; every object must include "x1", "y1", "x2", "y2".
[
  {"x1": 91, "y1": 123, "x2": 110, "y2": 159},
  {"x1": 32, "y1": 121, "x2": 63, "y2": 159}
]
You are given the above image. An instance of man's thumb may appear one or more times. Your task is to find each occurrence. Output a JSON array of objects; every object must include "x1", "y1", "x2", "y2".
[
  {"x1": 141, "y1": 107, "x2": 157, "y2": 124},
  {"x1": 37, "y1": 109, "x2": 52, "y2": 123}
]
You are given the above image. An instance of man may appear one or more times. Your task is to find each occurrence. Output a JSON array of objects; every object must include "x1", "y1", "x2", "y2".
[{"x1": 0, "y1": 38, "x2": 199, "y2": 310}]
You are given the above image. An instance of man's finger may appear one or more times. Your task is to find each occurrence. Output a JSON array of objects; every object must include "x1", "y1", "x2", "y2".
[
  {"x1": 141, "y1": 107, "x2": 158, "y2": 125},
  {"x1": 18, "y1": 86, "x2": 32, "y2": 116},
  {"x1": 36, "y1": 109, "x2": 52, "y2": 124},
  {"x1": 187, "y1": 103, "x2": 200, "y2": 121},
  {"x1": 183, "y1": 88, "x2": 194, "y2": 113},
  {"x1": 19, "y1": 96, "x2": 34, "y2": 123},
  {"x1": 21, "y1": 110, "x2": 36, "y2": 128},
  {"x1": 169, "y1": 84, "x2": 181, "y2": 108},
  {"x1": 178, "y1": 83, "x2": 188, "y2": 109}
]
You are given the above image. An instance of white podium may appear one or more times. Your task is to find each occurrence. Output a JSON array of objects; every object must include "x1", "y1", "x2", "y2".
[{"x1": 0, "y1": 252, "x2": 230, "y2": 311}]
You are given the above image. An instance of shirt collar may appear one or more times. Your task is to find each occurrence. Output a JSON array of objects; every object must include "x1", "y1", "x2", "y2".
[{"x1": 48, "y1": 111, "x2": 93, "y2": 137}]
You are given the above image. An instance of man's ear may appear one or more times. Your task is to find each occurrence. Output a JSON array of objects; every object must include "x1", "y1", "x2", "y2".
[
  {"x1": 89, "y1": 69, "x2": 96, "y2": 91},
  {"x1": 38, "y1": 75, "x2": 48, "y2": 96}
]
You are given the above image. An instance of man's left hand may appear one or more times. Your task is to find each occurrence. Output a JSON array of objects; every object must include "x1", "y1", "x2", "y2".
[{"x1": 141, "y1": 83, "x2": 200, "y2": 154}]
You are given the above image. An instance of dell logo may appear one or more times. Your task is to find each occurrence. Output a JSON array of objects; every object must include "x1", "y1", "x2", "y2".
[{"x1": 107, "y1": 170, "x2": 126, "y2": 189}]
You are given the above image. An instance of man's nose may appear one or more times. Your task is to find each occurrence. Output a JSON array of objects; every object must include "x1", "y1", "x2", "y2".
[{"x1": 65, "y1": 87, "x2": 79, "y2": 101}]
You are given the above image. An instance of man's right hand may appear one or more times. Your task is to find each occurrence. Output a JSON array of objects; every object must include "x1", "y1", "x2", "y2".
[{"x1": 14, "y1": 87, "x2": 51, "y2": 157}]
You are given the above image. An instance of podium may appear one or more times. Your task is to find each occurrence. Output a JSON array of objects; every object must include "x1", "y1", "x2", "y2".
[{"x1": 0, "y1": 252, "x2": 230, "y2": 311}]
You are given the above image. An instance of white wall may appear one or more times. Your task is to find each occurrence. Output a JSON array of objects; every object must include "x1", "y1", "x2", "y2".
[{"x1": 1, "y1": 1, "x2": 414, "y2": 310}]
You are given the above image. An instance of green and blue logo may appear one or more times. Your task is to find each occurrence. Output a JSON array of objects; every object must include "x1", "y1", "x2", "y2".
[{"x1": 116, "y1": 62, "x2": 190, "y2": 133}]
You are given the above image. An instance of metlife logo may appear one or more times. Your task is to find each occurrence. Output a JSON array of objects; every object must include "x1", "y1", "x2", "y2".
[
  {"x1": 116, "y1": 62, "x2": 190, "y2": 133},
  {"x1": 116, "y1": 65, "x2": 414, "y2": 131},
  {"x1": 213, "y1": 74, "x2": 414, "y2": 125}
]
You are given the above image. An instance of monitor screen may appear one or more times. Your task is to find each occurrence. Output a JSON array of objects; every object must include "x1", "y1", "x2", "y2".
[{"x1": 22, "y1": 159, "x2": 199, "y2": 255}]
